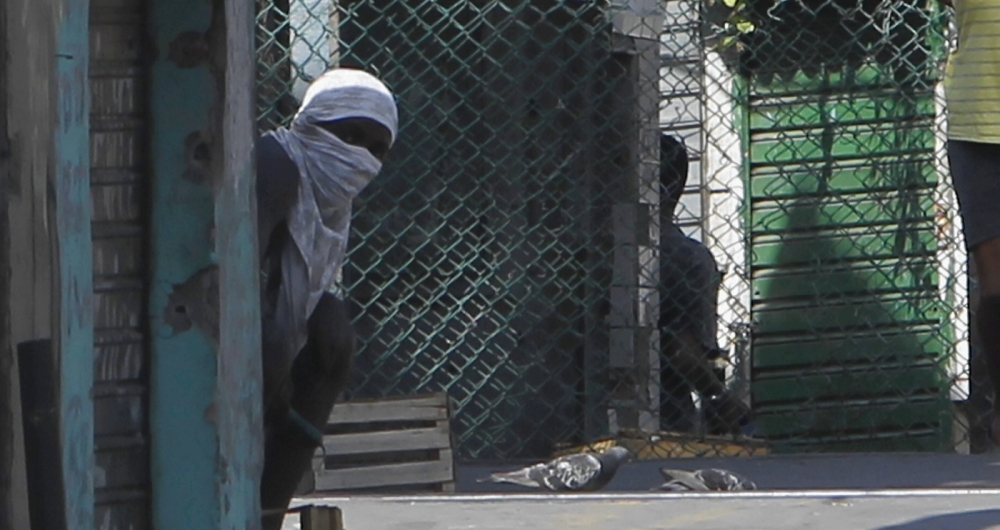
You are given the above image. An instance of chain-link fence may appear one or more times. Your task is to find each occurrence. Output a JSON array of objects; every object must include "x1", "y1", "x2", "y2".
[{"x1": 255, "y1": 0, "x2": 983, "y2": 461}]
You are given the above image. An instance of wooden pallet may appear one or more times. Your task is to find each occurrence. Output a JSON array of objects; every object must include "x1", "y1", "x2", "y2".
[{"x1": 299, "y1": 393, "x2": 456, "y2": 494}]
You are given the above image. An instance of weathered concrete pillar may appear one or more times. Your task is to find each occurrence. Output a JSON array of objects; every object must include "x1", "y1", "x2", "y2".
[{"x1": 607, "y1": 0, "x2": 663, "y2": 434}]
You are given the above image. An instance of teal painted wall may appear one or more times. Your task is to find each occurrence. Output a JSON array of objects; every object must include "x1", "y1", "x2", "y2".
[{"x1": 148, "y1": 0, "x2": 262, "y2": 526}]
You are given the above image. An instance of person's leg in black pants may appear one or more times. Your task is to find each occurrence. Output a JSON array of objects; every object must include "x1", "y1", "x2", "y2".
[
  {"x1": 260, "y1": 293, "x2": 355, "y2": 530},
  {"x1": 948, "y1": 140, "x2": 1000, "y2": 447}
]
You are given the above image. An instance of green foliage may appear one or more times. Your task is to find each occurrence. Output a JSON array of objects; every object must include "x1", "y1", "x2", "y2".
[{"x1": 705, "y1": 0, "x2": 756, "y2": 52}]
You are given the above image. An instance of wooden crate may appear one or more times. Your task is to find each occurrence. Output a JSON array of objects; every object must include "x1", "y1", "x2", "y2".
[
  {"x1": 300, "y1": 393, "x2": 456, "y2": 494},
  {"x1": 298, "y1": 505, "x2": 344, "y2": 530}
]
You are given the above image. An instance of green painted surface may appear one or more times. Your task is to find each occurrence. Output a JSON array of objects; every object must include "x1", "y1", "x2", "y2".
[
  {"x1": 750, "y1": 160, "x2": 937, "y2": 198},
  {"x1": 749, "y1": 127, "x2": 935, "y2": 163},
  {"x1": 751, "y1": 228, "x2": 937, "y2": 266},
  {"x1": 755, "y1": 400, "x2": 951, "y2": 438},
  {"x1": 753, "y1": 332, "x2": 944, "y2": 371},
  {"x1": 147, "y1": 0, "x2": 219, "y2": 528},
  {"x1": 771, "y1": 431, "x2": 953, "y2": 454},
  {"x1": 752, "y1": 194, "x2": 936, "y2": 232},
  {"x1": 54, "y1": 1, "x2": 95, "y2": 528},
  {"x1": 752, "y1": 260, "x2": 936, "y2": 301},
  {"x1": 749, "y1": 64, "x2": 907, "y2": 94},
  {"x1": 748, "y1": 96, "x2": 936, "y2": 130},
  {"x1": 745, "y1": 11, "x2": 952, "y2": 452},
  {"x1": 752, "y1": 297, "x2": 942, "y2": 336},
  {"x1": 752, "y1": 367, "x2": 945, "y2": 405}
]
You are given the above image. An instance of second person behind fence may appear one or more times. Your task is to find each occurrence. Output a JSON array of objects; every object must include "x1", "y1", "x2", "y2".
[{"x1": 658, "y1": 134, "x2": 752, "y2": 437}]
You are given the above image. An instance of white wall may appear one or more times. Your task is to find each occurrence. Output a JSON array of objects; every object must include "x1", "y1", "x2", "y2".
[
  {"x1": 660, "y1": 0, "x2": 750, "y2": 401},
  {"x1": 290, "y1": 0, "x2": 337, "y2": 100}
]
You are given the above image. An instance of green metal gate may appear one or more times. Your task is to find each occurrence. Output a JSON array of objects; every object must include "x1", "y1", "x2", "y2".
[{"x1": 743, "y1": 0, "x2": 954, "y2": 452}]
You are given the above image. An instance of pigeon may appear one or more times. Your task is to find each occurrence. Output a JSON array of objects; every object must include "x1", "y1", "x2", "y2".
[
  {"x1": 658, "y1": 468, "x2": 757, "y2": 492},
  {"x1": 479, "y1": 446, "x2": 631, "y2": 492}
]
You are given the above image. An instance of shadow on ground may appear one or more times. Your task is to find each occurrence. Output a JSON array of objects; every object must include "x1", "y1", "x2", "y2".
[{"x1": 875, "y1": 509, "x2": 1000, "y2": 530}]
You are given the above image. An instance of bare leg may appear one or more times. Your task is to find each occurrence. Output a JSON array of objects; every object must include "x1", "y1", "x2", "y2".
[
  {"x1": 261, "y1": 293, "x2": 355, "y2": 530},
  {"x1": 972, "y1": 236, "x2": 1000, "y2": 446}
]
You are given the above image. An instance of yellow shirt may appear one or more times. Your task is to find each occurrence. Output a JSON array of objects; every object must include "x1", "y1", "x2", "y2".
[{"x1": 945, "y1": 0, "x2": 1000, "y2": 143}]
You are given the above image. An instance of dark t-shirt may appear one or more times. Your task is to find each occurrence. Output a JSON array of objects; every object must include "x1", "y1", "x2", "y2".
[
  {"x1": 658, "y1": 224, "x2": 722, "y2": 353},
  {"x1": 257, "y1": 133, "x2": 301, "y2": 258},
  {"x1": 256, "y1": 133, "x2": 304, "y2": 412},
  {"x1": 659, "y1": 225, "x2": 724, "y2": 429}
]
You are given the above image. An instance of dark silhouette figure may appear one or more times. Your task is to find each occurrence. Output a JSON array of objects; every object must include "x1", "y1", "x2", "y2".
[{"x1": 657, "y1": 134, "x2": 751, "y2": 436}]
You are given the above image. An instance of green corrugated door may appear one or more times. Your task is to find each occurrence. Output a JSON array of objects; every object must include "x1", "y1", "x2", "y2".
[{"x1": 744, "y1": 1, "x2": 952, "y2": 452}]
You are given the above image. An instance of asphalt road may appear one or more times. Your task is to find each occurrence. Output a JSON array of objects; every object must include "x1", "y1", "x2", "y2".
[
  {"x1": 280, "y1": 453, "x2": 1000, "y2": 529},
  {"x1": 458, "y1": 453, "x2": 1000, "y2": 492},
  {"x1": 283, "y1": 490, "x2": 1000, "y2": 530}
]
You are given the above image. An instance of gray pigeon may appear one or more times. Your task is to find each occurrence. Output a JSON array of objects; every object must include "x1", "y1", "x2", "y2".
[
  {"x1": 658, "y1": 468, "x2": 756, "y2": 491},
  {"x1": 480, "y1": 446, "x2": 631, "y2": 491}
]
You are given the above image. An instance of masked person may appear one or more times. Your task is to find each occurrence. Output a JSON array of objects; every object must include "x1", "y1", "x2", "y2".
[{"x1": 255, "y1": 68, "x2": 397, "y2": 529}]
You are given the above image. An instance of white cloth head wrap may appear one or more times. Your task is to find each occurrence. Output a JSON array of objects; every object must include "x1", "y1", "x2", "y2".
[{"x1": 266, "y1": 68, "x2": 398, "y2": 357}]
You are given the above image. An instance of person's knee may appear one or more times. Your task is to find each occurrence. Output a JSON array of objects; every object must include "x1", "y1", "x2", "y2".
[
  {"x1": 285, "y1": 294, "x2": 355, "y2": 426},
  {"x1": 306, "y1": 293, "x2": 355, "y2": 375}
]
